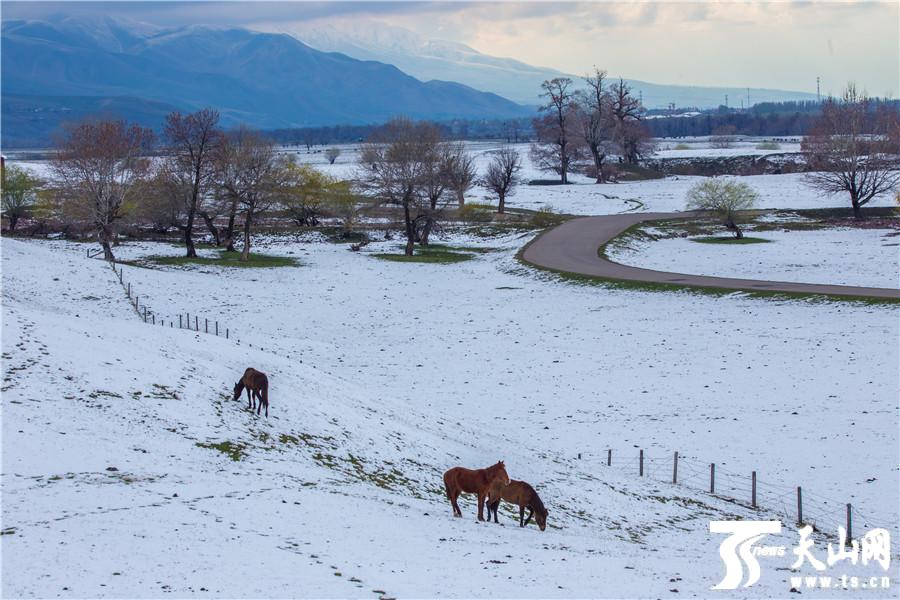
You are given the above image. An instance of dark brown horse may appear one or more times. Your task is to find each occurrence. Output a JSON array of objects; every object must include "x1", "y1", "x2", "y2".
[
  {"x1": 486, "y1": 479, "x2": 548, "y2": 531},
  {"x1": 443, "y1": 461, "x2": 510, "y2": 521},
  {"x1": 233, "y1": 367, "x2": 269, "y2": 417}
]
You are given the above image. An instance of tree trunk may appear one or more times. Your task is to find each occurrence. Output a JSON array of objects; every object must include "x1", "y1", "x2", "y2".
[
  {"x1": 403, "y1": 201, "x2": 415, "y2": 256},
  {"x1": 457, "y1": 189, "x2": 465, "y2": 208},
  {"x1": 240, "y1": 211, "x2": 252, "y2": 261},
  {"x1": 590, "y1": 144, "x2": 604, "y2": 184},
  {"x1": 725, "y1": 219, "x2": 743, "y2": 239},
  {"x1": 201, "y1": 212, "x2": 221, "y2": 246},
  {"x1": 420, "y1": 218, "x2": 433, "y2": 246},
  {"x1": 498, "y1": 192, "x2": 506, "y2": 214},
  {"x1": 8, "y1": 214, "x2": 18, "y2": 231},
  {"x1": 851, "y1": 196, "x2": 862, "y2": 219},
  {"x1": 224, "y1": 199, "x2": 238, "y2": 251},
  {"x1": 98, "y1": 226, "x2": 115, "y2": 261}
]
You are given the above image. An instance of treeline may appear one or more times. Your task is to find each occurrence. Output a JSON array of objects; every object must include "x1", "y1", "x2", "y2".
[
  {"x1": 645, "y1": 98, "x2": 900, "y2": 138},
  {"x1": 265, "y1": 117, "x2": 535, "y2": 148}
]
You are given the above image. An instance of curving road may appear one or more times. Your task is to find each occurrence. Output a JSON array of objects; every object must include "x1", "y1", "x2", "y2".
[{"x1": 521, "y1": 212, "x2": 900, "y2": 300}]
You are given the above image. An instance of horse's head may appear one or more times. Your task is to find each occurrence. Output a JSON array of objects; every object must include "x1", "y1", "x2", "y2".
[
  {"x1": 232, "y1": 381, "x2": 243, "y2": 401},
  {"x1": 494, "y1": 460, "x2": 510, "y2": 486},
  {"x1": 535, "y1": 506, "x2": 548, "y2": 532}
]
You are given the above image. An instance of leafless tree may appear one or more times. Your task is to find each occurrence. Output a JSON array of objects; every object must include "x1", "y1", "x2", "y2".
[
  {"x1": 52, "y1": 119, "x2": 154, "y2": 260},
  {"x1": 417, "y1": 141, "x2": 456, "y2": 245},
  {"x1": 164, "y1": 108, "x2": 222, "y2": 257},
  {"x1": 216, "y1": 127, "x2": 285, "y2": 260},
  {"x1": 803, "y1": 85, "x2": 900, "y2": 218},
  {"x1": 577, "y1": 67, "x2": 616, "y2": 183},
  {"x1": 710, "y1": 125, "x2": 738, "y2": 149},
  {"x1": 482, "y1": 148, "x2": 522, "y2": 213},
  {"x1": 444, "y1": 142, "x2": 477, "y2": 207},
  {"x1": 357, "y1": 118, "x2": 443, "y2": 255},
  {"x1": 325, "y1": 147, "x2": 341, "y2": 164},
  {"x1": 610, "y1": 79, "x2": 653, "y2": 164},
  {"x1": 531, "y1": 77, "x2": 580, "y2": 183}
]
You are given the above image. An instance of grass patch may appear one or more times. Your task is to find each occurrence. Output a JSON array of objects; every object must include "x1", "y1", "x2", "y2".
[
  {"x1": 692, "y1": 236, "x2": 771, "y2": 245},
  {"x1": 373, "y1": 244, "x2": 475, "y2": 264},
  {"x1": 196, "y1": 440, "x2": 247, "y2": 461},
  {"x1": 148, "y1": 250, "x2": 298, "y2": 268}
]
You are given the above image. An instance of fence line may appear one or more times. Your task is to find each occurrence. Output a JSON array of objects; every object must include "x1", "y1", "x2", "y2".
[
  {"x1": 107, "y1": 261, "x2": 239, "y2": 343},
  {"x1": 583, "y1": 446, "x2": 898, "y2": 555}
]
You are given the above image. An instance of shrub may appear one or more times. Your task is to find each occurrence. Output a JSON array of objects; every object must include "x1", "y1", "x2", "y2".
[
  {"x1": 458, "y1": 202, "x2": 495, "y2": 223},
  {"x1": 530, "y1": 205, "x2": 562, "y2": 228}
]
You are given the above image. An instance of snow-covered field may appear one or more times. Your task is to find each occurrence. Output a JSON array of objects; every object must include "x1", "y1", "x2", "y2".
[
  {"x1": 3, "y1": 226, "x2": 898, "y2": 597},
  {"x1": 608, "y1": 227, "x2": 900, "y2": 288}
]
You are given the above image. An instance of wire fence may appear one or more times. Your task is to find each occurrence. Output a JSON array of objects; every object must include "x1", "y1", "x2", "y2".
[
  {"x1": 579, "y1": 447, "x2": 899, "y2": 555},
  {"x1": 107, "y1": 260, "x2": 240, "y2": 343}
]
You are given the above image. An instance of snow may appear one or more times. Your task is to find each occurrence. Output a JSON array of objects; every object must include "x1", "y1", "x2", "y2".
[
  {"x1": 607, "y1": 228, "x2": 900, "y2": 289},
  {"x1": 3, "y1": 227, "x2": 898, "y2": 597}
]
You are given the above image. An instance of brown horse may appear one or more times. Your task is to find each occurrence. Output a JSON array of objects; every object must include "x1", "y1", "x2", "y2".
[
  {"x1": 233, "y1": 367, "x2": 269, "y2": 417},
  {"x1": 486, "y1": 479, "x2": 549, "y2": 531},
  {"x1": 443, "y1": 461, "x2": 510, "y2": 521}
]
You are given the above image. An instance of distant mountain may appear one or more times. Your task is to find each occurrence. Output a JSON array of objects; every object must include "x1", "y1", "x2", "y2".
[
  {"x1": 1, "y1": 17, "x2": 532, "y2": 147},
  {"x1": 273, "y1": 20, "x2": 819, "y2": 108}
]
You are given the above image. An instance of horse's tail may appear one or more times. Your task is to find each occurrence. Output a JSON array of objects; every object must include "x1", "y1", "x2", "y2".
[{"x1": 442, "y1": 469, "x2": 454, "y2": 499}]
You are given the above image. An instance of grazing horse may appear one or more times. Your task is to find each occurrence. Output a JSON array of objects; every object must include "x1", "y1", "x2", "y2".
[
  {"x1": 443, "y1": 461, "x2": 510, "y2": 521},
  {"x1": 233, "y1": 367, "x2": 269, "y2": 417},
  {"x1": 486, "y1": 479, "x2": 549, "y2": 531}
]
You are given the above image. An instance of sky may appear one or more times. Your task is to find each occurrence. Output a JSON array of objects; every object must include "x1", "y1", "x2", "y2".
[{"x1": 4, "y1": 1, "x2": 898, "y2": 96}]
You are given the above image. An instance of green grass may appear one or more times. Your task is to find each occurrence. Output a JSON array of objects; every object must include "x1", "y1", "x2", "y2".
[
  {"x1": 148, "y1": 250, "x2": 299, "y2": 268},
  {"x1": 372, "y1": 244, "x2": 477, "y2": 264},
  {"x1": 196, "y1": 440, "x2": 247, "y2": 461},
  {"x1": 692, "y1": 236, "x2": 771, "y2": 245}
]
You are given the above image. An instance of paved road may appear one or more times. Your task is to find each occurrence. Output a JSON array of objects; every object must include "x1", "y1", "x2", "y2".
[{"x1": 521, "y1": 212, "x2": 900, "y2": 300}]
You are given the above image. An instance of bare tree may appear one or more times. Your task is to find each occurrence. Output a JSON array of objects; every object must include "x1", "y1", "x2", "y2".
[
  {"x1": 482, "y1": 148, "x2": 522, "y2": 214},
  {"x1": 325, "y1": 147, "x2": 341, "y2": 164},
  {"x1": 710, "y1": 125, "x2": 738, "y2": 149},
  {"x1": 610, "y1": 79, "x2": 652, "y2": 164},
  {"x1": 321, "y1": 180, "x2": 359, "y2": 237},
  {"x1": 577, "y1": 67, "x2": 615, "y2": 183},
  {"x1": 164, "y1": 108, "x2": 222, "y2": 257},
  {"x1": 53, "y1": 119, "x2": 154, "y2": 260},
  {"x1": 803, "y1": 85, "x2": 900, "y2": 218},
  {"x1": 417, "y1": 141, "x2": 455, "y2": 245},
  {"x1": 685, "y1": 179, "x2": 759, "y2": 238},
  {"x1": 444, "y1": 142, "x2": 477, "y2": 207},
  {"x1": 216, "y1": 127, "x2": 284, "y2": 261},
  {"x1": 531, "y1": 77, "x2": 579, "y2": 183},
  {"x1": 358, "y1": 118, "x2": 443, "y2": 256},
  {"x1": 2, "y1": 164, "x2": 42, "y2": 231}
]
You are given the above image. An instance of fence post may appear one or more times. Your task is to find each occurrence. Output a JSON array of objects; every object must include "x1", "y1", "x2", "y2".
[
  {"x1": 710, "y1": 463, "x2": 716, "y2": 494},
  {"x1": 752, "y1": 471, "x2": 757, "y2": 508},
  {"x1": 142, "y1": 307, "x2": 147, "y2": 322},
  {"x1": 194, "y1": 316, "x2": 198, "y2": 331},
  {"x1": 127, "y1": 283, "x2": 131, "y2": 298},
  {"x1": 639, "y1": 449, "x2": 644, "y2": 477},
  {"x1": 179, "y1": 315, "x2": 182, "y2": 328},
  {"x1": 226, "y1": 328, "x2": 229, "y2": 340},
  {"x1": 215, "y1": 321, "x2": 219, "y2": 336},
  {"x1": 846, "y1": 504, "x2": 852, "y2": 544},
  {"x1": 607, "y1": 449, "x2": 611, "y2": 466},
  {"x1": 135, "y1": 296, "x2": 139, "y2": 310},
  {"x1": 673, "y1": 451, "x2": 678, "y2": 484},
  {"x1": 797, "y1": 487, "x2": 803, "y2": 525},
  {"x1": 152, "y1": 314, "x2": 155, "y2": 325},
  {"x1": 205, "y1": 318, "x2": 208, "y2": 334}
]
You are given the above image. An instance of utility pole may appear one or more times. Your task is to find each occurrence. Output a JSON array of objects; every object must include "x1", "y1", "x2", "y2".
[
  {"x1": 817, "y1": 77, "x2": 821, "y2": 103},
  {"x1": 747, "y1": 87, "x2": 750, "y2": 110},
  {"x1": 725, "y1": 94, "x2": 728, "y2": 108}
]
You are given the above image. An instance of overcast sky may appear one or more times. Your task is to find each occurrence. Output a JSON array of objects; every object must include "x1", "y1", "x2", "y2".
[{"x1": 5, "y1": 1, "x2": 898, "y2": 95}]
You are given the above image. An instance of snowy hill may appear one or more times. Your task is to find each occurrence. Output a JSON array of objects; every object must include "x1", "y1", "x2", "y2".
[{"x1": 3, "y1": 230, "x2": 897, "y2": 596}]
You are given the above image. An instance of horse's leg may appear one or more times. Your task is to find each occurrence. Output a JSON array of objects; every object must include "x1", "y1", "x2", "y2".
[
  {"x1": 246, "y1": 387, "x2": 253, "y2": 410},
  {"x1": 477, "y1": 492, "x2": 486, "y2": 521},
  {"x1": 524, "y1": 507, "x2": 534, "y2": 527},
  {"x1": 450, "y1": 488, "x2": 462, "y2": 517},
  {"x1": 491, "y1": 500, "x2": 499, "y2": 523},
  {"x1": 519, "y1": 505, "x2": 525, "y2": 527}
]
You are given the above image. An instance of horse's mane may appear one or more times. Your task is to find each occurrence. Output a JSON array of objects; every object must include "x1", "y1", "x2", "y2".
[{"x1": 485, "y1": 461, "x2": 505, "y2": 476}]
